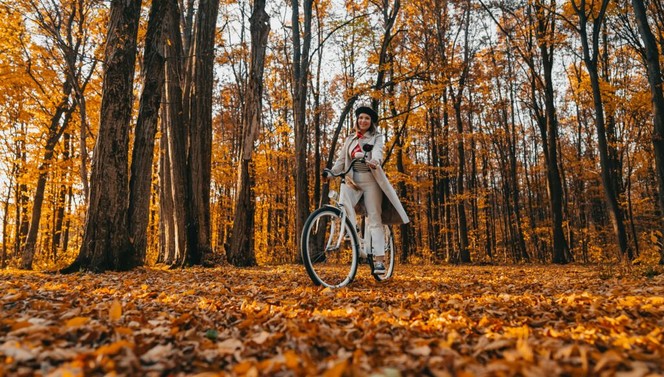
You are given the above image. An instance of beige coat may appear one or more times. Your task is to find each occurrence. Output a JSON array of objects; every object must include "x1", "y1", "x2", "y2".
[{"x1": 331, "y1": 132, "x2": 410, "y2": 225}]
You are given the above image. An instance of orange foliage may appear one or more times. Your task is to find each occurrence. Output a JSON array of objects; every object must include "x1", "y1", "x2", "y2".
[{"x1": 1, "y1": 265, "x2": 663, "y2": 375}]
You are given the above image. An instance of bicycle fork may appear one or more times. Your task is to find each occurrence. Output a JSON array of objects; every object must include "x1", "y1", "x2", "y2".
[{"x1": 320, "y1": 205, "x2": 348, "y2": 252}]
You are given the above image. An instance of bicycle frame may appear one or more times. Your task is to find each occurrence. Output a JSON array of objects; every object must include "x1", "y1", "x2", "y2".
[{"x1": 320, "y1": 192, "x2": 350, "y2": 253}]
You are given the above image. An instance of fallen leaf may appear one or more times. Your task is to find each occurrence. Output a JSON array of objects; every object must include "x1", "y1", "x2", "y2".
[
  {"x1": 109, "y1": 300, "x2": 122, "y2": 321},
  {"x1": 65, "y1": 317, "x2": 90, "y2": 327}
]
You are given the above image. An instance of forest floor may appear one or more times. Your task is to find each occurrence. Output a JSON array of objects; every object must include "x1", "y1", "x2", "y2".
[{"x1": 1, "y1": 264, "x2": 663, "y2": 376}]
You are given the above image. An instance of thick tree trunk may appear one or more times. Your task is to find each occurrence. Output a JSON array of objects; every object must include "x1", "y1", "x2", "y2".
[
  {"x1": 129, "y1": 0, "x2": 166, "y2": 265},
  {"x1": 228, "y1": 159, "x2": 258, "y2": 266},
  {"x1": 163, "y1": 0, "x2": 190, "y2": 267},
  {"x1": 292, "y1": 0, "x2": 313, "y2": 253},
  {"x1": 228, "y1": 0, "x2": 269, "y2": 267},
  {"x1": 65, "y1": 0, "x2": 142, "y2": 272},
  {"x1": 185, "y1": 0, "x2": 219, "y2": 265},
  {"x1": 631, "y1": 0, "x2": 664, "y2": 264}
]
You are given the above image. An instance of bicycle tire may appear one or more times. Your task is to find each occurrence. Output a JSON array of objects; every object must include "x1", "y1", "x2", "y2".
[
  {"x1": 371, "y1": 225, "x2": 395, "y2": 281},
  {"x1": 301, "y1": 207, "x2": 360, "y2": 288}
]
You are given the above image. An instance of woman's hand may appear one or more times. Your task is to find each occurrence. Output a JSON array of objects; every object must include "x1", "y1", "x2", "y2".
[{"x1": 367, "y1": 159, "x2": 379, "y2": 169}]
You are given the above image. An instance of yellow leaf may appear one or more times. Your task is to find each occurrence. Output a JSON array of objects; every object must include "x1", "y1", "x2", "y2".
[
  {"x1": 10, "y1": 321, "x2": 32, "y2": 331},
  {"x1": 233, "y1": 360, "x2": 254, "y2": 374},
  {"x1": 114, "y1": 326, "x2": 133, "y2": 335},
  {"x1": 284, "y1": 350, "x2": 299, "y2": 369},
  {"x1": 323, "y1": 359, "x2": 348, "y2": 377},
  {"x1": 109, "y1": 300, "x2": 122, "y2": 321},
  {"x1": 95, "y1": 340, "x2": 134, "y2": 356},
  {"x1": 65, "y1": 317, "x2": 90, "y2": 327}
]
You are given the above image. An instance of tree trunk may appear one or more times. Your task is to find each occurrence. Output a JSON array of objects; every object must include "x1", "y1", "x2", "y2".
[
  {"x1": 52, "y1": 133, "x2": 71, "y2": 261},
  {"x1": 159, "y1": 117, "x2": 176, "y2": 265},
  {"x1": 228, "y1": 0, "x2": 269, "y2": 267},
  {"x1": 64, "y1": 0, "x2": 142, "y2": 273},
  {"x1": 291, "y1": 0, "x2": 313, "y2": 253},
  {"x1": 62, "y1": 186, "x2": 73, "y2": 255},
  {"x1": 129, "y1": 0, "x2": 166, "y2": 265},
  {"x1": 453, "y1": 97, "x2": 471, "y2": 264},
  {"x1": 1, "y1": 178, "x2": 12, "y2": 268},
  {"x1": 396, "y1": 129, "x2": 412, "y2": 263},
  {"x1": 575, "y1": 0, "x2": 632, "y2": 260},
  {"x1": 631, "y1": 0, "x2": 664, "y2": 264},
  {"x1": 185, "y1": 0, "x2": 219, "y2": 265},
  {"x1": 21, "y1": 100, "x2": 73, "y2": 270},
  {"x1": 162, "y1": 0, "x2": 190, "y2": 267},
  {"x1": 586, "y1": 63, "x2": 632, "y2": 260}
]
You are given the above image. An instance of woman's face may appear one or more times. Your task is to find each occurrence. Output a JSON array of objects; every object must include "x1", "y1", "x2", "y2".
[{"x1": 357, "y1": 113, "x2": 372, "y2": 133}]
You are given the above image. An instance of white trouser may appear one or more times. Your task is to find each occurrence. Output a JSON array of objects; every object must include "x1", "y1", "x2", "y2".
[{"x1": 339, "y1": 171, "x2": 385, "y2": 257}]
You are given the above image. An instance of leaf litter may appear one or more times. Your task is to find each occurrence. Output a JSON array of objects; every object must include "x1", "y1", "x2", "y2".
[{"x1": 0, "y1": 265, "x2": 663, "y2": 376}]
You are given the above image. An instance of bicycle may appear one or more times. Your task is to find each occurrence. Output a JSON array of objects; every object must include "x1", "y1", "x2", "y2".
[{"x1": 300, "y1": 144, "x2": 395, "y2": 288}]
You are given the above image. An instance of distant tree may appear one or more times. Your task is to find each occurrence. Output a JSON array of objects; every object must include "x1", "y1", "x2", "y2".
[
  {"x1": 564, "y1": 0, "x2": 632, "y2": 260},
  {"x1": 20, "y1": 0, "x2": 97, "y2": 269},
  {"x1": 227, "y1": 0, "x2": 269, "y2": 267}
]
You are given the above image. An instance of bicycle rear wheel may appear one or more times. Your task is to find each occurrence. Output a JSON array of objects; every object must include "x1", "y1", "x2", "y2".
[
  {"x1": 301, "y1": 207, "x2": 359, "y2": 288},
  {"x1": 371, "y1": 225, "x2": 395, "y2": 281}
]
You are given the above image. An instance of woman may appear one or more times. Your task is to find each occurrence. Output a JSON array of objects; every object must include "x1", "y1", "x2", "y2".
[{"x1": 327, "y1": 105, "x2": 409, "y2": 272}]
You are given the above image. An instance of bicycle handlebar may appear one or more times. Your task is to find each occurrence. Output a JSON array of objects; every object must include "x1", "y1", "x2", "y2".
[
  {"x1": 323, "y1": 157, "x2": 365, "y2": 178},
  {"x1": 323, "y1": 143, "x2": 375, "y2": 179}
]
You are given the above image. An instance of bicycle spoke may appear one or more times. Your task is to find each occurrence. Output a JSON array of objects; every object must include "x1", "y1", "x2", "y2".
[{"x1": 301, "y1": 208, "x2": 358, "y2": 288}]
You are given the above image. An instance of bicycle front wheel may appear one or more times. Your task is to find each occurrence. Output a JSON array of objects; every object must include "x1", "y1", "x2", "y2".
[{"x1": 301, "y1": 207, "x2": 359, "y2": 288}]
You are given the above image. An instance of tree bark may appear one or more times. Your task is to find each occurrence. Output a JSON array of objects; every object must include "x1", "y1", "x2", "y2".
[
  {"x1": 159, "y1": 116, "x2": 176, "y2": 264},
  {"x1": 163, "y1": 0, "x2": 190, "y2": 267},
  {"x1": 451, "y1": 2, "x2": 472, "y2": 264},
  {"x1": 65, "y1": 0, "x2": 142, "y2": 272},
  {"x1": 129, "y1": 0, "x2": 166, "y2": 265},
  {"x1": 574, "y1": 0, "x2": 632, "y2": 260},
  {"x1": 631, "y1": 0, "x2": 664, "y2": 264},
  {"x1": 185, "y1": 0, "x2": 219, "y2": 265},
  {"x1": 228, "y1": 0, "x2": 269, "y2": 267},
  {"x1": 292, "y1": 0, "x2": 314, "y2": 253}
]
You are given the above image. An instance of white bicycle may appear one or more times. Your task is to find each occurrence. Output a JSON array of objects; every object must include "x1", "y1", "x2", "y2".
[{"x1": 300, "y1": 144, "x2": 395, "y2": 288}]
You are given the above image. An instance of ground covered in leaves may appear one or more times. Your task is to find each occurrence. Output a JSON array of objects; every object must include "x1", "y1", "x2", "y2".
[{"x1": 1, "y1": 264, "x2": 663, "y2": 376}]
